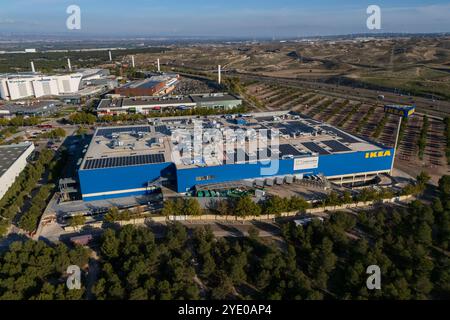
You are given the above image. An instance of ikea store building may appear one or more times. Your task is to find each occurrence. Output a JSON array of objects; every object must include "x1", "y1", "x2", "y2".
[{"x1": 78, "y1": 112, "x2": 394, "y2": 201}]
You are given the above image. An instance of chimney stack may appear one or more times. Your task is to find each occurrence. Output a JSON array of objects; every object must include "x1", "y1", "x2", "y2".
[
  {"x1": 31, "y1": 61, "x2": 36, "y2": 73},
  {"x1": 67, "y1": 58, "x2": 72, "y2": 71},
  {"x1": 157, "y1": 58, "x2": 160, "y2": 72},
  {"x1": 109, "y1": 50, "x2": 112, "y2": 61},
  {"x1": 218, "y1": 65, "x2": 221, "y2": 85},
  {"x1": 131, "y1": 55, "x2": 135, "y2": 68}
]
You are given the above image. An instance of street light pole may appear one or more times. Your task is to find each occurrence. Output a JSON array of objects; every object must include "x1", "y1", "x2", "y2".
[{"x1": 391, "y1": 115, "x2": 403, "y2": 175}]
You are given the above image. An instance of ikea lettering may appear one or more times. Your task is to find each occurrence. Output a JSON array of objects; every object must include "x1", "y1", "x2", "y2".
[{"x1": 365, "y1": 150, "x2": 391, "y2": 159}]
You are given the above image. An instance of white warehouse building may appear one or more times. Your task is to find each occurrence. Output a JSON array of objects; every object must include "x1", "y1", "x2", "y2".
[
  {"x1": 0, "y1": 142, "x2": 35, "y2": 200},
  {"x1": 0, "y1": 73, "x2": 82, "y2": 101}
]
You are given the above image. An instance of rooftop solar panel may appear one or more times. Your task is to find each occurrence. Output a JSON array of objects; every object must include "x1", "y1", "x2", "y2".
[
  {"x1": 280, "y1": 128, "x2": 290, "y2": 135},
  {"x1": 279, "y1": 144, "x2": 303, "y2": 157},
  {"x1": 254, "y1": 116, "x2": 275, "y2": 122},
  {"x1": 284, "y1": 121, "x2": 316, "y2": 134},
  {"x1": 155, "y1": 125, "x2": 171, "y2": 135},
  {"x1": 84, "y1": 153, "x2": 165, "y2": 169},
  {"x1": 302, "y1": 142, "x2": 330, "y2": 155},
  {"x1": 322, "y1": 140, "x2": 352, "y2": 152}
]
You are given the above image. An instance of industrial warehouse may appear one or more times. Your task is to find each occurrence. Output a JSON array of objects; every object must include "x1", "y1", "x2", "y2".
[
  {"x1": 96, "y1": 93, "x2": 243, "y2": 116},
  {"x1": 77, "y1": 111, "x2": 394, "y2": 201},
  {"x1": 114, "y1": 73, "x2": 180, "y2": 97},
  {"x1": 0, "y1": 142, "x2": 35, "y2": 199}
]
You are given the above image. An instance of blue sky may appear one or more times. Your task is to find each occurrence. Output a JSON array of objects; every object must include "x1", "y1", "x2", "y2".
[{"x1": 0, "y1": 0, "x2": 449, "y2": 37}]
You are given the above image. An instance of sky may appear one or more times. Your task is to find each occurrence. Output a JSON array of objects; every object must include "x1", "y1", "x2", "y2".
[{"x1": 0, "y1": 0, "x2": 449, "y2": 38}]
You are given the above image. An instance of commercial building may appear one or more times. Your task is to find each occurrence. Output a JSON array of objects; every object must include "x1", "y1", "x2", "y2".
[
  {"x1": 0, "y1": 100, "x2": 62, "y2": 117},
  {"x1": 0, "y1": 142, "x2": 35, "y2": 200},
  {"x1": 97, "y1": 93, "x2": 242, "y2": 116},
  {"x1": 115, "y1": 73, "x2": 179, "y2": 97},
  {"x1": 78, "y1": 111, "x2": 394, "y2": 201},
  {"x1": 0, "y1": 73, "x2": 82, "y2": 101}
]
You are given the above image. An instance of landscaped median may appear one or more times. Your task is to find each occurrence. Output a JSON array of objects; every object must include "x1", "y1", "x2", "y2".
[
  {"x1": 62, "y1": 195, "x2": 415, "y2": 232},
  {"x1": 164, "y1": 194, "x2": 415, "y2": 222}
]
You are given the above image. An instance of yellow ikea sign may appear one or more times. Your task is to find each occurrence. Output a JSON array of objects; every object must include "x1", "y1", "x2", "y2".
[{"x1": 365, "y1": 150, "x2": 392, "y2": 159}]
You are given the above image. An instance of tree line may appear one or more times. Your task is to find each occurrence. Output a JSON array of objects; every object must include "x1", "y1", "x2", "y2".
[
  {"x1": 0, "y1": 116, "x2": 41, "y2": 127},
  {"x1": 18, "y1": 149, "x2": 69, "y2": 233},
  {"x1": 0, "y1": 147, "x2": 68, "y2": 236},
  {"x1": 0, "y1": 149, "x2": 53, "y2": 236},
  {"x1": 161, "y1": 195, "x2": 310, "y2": 219},
  {"x1": 67, "y1": 105, "x2": 248, "y2": 126}
]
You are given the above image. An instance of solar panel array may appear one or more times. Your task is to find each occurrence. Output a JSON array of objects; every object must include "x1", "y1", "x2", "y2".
[
  {"x1": 279, "y1": 144, "x2": 303, "y2": 157},
  {"x1": 254, "y1": 116, "x2": 275, "y2": 122},
  {"x1": 284, "y1": 122, "x2": 316, "y2": 134},
  {"x1": 320, "y1": 126, "x2": 359, "y2": 144},
  {"x1": 155, "y1": 125, "x2": 172, "y2": 136},
  {"x1": 84, "y1": 153, "x2": 165, "y2": 170},
  {"x1": 322, "y1": 140, "x2": 352, "y2": 152},
  {"x1": 222, "y1": 148, "x2": 278, "y2": 164},
  {"x1": 302, "y1": 142, "x2": 330, "y2": 155},
  {"x1": 96, "y1": 126, "x2": 151, "y2": 137}
]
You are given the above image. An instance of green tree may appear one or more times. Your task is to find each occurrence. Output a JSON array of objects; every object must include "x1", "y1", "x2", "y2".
[
  {"x1": 235, "y1": 196, "x2": 261, "y2": 217},
  {"x1": 183, "y1": 198, "x2": 202, "y2": 216},
  {"x1": 69, "y1": 215, "x2": 86, "y2": 229},
  {"x1": 210, "y1": 271, "x2": 234, "y2": 299}
]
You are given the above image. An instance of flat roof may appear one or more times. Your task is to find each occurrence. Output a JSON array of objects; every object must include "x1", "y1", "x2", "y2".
[
  {"x1": 97, "y1": 93, "x2": 241, "y2": 110},
  {"x1": 119, "y1": 74, "x2": 178, "y2": 90},
  {"x1": 121, "y1": 79, "x2": 162, "y2": 89},
  {"x1": 80, "y1": 111, "x2": 386, "y2": 171},
  {"x1": 1, "y1": 100, "x2": 61, "y2": 114},
  {"x1": 0, "y1": 142, "x2": 33, "y2": 176},
  {"x1": 190, "y1": 93, "x2": 240, "y2": 103},
  {"x1": 124, "y1": 96, "x2": 194, "y2": 107}
]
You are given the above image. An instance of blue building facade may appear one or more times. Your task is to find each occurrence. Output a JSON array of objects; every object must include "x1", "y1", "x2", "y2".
[
  {"x1": 176, "y1": 149, "x2": 394, "y2": 193},
  {"x1": 78, "y1": 162, "x2": 174, "y2": 201},
  {"x1": 78, "y1": 148, "x2": 394, "y2": 201}
]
